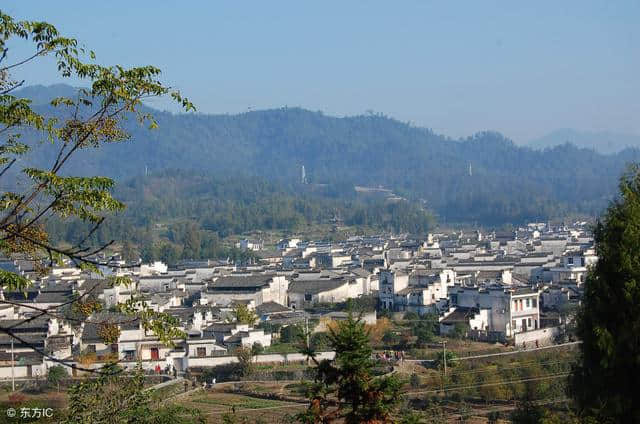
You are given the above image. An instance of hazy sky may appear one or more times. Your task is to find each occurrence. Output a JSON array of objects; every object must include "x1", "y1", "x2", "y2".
[{"x1": 4, "y1": 1, "x2": 639, "y2": 142}]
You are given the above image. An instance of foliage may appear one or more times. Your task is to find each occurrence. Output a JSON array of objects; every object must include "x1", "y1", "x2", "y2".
[
  {"x1": 230, "y1": 303, "x2": 258, "y2": 326},
  {"x1": 310, "y1": 332, "x2": 331, "y2": 350},
  {"x1": 382, "y1": 330, "x2": 399, "y2": 347},
  {"x1": 434, "y1": 350, "x2": 457, "y2": 371},
  {"x1": 510, "y1": 381, "x2": 544, "y2": 424},
  {"x1": 410, "y1": 314, "x2": 438, "y2": 347},
  {"x1": 569, "y1": 165, "x2": 640, "y2": 423},
  {"x1": 47, "y1": 365, "x2": 67, "y2": 390},
  {"x1": 11, "y1": 84, "x2": 638, "y2": 226},
  {"x1": 234, "y1": 346, "x2": 256, "y2": 377},
  {"x1": 280, "y1": 324, "x2": 304, "y2": 344},
  {"x1": 251, "y1": 342, "x2": 264, "y2": 356},
  {"x1": 340, "y1": 295, "x2": 377, "y2": 313},
  {"x1": 45, "y1": 170, "x2": 436, "y2": 266},
  {"x1": 62, "y1": 363, "x2": 202, "y2": 423},
  {"x1": 0, "y1": 11, "x2": 191, "y2": 360},
  {"x1": 409, "y1": 373, "x2": 420, "y2": 389},
  {"x1": 365, "y1": 317, "x2": 392, "y2": 346},
  {"x1": 403, "y1": 311, "x2": 419, "y2": 321},
  {"x1": 297, "y1": 313, "x2": 403, "y2": 424},
  {"x1": 446, "y1": 322, "x2": 467, "y2": 339}
]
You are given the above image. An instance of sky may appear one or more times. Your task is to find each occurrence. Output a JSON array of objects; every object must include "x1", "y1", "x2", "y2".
[{"x1": 3, "y1": 1, "x2": 639, "y2": 143}]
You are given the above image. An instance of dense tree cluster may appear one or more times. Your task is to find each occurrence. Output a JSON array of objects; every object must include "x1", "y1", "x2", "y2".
[
  {"x1": 45, "y1": 170, "x2": 435, "y2": 265},
  {"x1": 570, "y1": 165, "x2": 640, "y2": 423}
]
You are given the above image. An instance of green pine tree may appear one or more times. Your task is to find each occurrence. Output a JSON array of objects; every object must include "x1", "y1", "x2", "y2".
[
  {"x1": 569, "y1": 165, "x2": 640, "y2": 423},
  {"x1": 297, "y1": 313, "x2": 402, "y2": 424}
]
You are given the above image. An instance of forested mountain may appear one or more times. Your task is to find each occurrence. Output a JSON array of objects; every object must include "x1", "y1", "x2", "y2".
[
  {"x1": 529, "y1": 128, "x2": 640, "y2": 154},
  {"x1": 18, "y1": 85, "x2": 640, "y2": 225}
]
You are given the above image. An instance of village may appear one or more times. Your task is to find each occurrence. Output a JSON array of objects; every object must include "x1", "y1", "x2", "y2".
[{"x1": 0, "y1": 222, "x2": 592, "y2": 382}]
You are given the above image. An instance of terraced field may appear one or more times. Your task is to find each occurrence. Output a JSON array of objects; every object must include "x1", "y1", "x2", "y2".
[{"x1": 178, "y1": 390, "x2": 307, "y2": 423}]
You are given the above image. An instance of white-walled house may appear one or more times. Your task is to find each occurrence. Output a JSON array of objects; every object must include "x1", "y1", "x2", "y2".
[
  {"x1": 445, "y1": 285, "x2": 541, "y2": 341},
  {"x1": 378, "y1": 270, "x2": 409, "y2": 311},
  {"x1": 203, "y1": 275, "x2": 289, "y2": 307},
  {"x1": 288, "y1": 278, "x2": 360, "y2": 308}
]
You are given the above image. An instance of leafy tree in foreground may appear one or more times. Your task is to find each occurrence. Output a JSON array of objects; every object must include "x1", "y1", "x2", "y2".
[
  {"x1": 0, "y1": 11, "x2": 192, "y2": 368},
  {"x1": 297, "y1": 313, "x2": 402, "y2": 424},
  {"x1": 569, "y1": 165, "x2": 640, "y2": 423},
  {"x1": 63, "y1": 363, "x2": 203, "y2": 423}
]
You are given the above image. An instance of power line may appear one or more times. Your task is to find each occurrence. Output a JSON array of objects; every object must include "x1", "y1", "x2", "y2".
[
  {"x1": 448, "y1": 341, "x2": 581, "y2": 361},
  {"x1": 405, "y1": 373, "x2": 570, "y2": 396},
  {"x1": 199, "y1": 373, "x2": 571, "y2": 416},
  {"x1": 401, "y1": 341, "x2": 581, "y2": 363},
  {"x1": 418, "y1": 358, "x2": 573, "y2": 381}
]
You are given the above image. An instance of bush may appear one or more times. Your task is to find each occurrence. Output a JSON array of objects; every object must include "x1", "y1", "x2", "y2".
[
  {"x1": 409, "y1": 373, "x2": 420, "y2": 389},
  {"x1": 280, "y1": 324, "x2": 303, "y2": 343},
  {"x1": 403, "y1": 311, "x2": 419, "y2": 321},
  {"x1": 310, "y1": 332, "x2": 331, "y2": 350},
  {"x1": 47, "y1": 365, "x2": 68, "y2": 391}
]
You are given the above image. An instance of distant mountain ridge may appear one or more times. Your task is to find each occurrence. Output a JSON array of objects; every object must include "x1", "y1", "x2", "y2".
[
  {"x1": 529, "y1": 128, "x2": 640, "y2": 154},
  {"x1": 13, "y1": 85, "x2": 640, "y2": 225}
]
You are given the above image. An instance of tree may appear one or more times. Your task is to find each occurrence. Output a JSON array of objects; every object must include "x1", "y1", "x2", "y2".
[
  {"x1": 0, "y1": 12, "x2": 192, "y2": 371},
  {"x1": 297, "y1": 313, "x2": 403, "y2": 424},
  {"x1": 47, "y1": 365, "x2": 67, "y2": 391},
  {"x1": 120, "y1": 240, "x2": 138, "y2": 263},
  {"x1": 409, "y1": 373, "x2": 420, "y2": 389},
  {"x1": 510, "y1": 381, "x2": 543, "y2": 424},
  {"x1": 411, "y1": 314, "x2": 437, "y2": 347},
  {"x1": 403, "y1": 311, "x2": 419, "y2": 321},
  {"x1": 63, "y1": 363, "x2": 203, "y2": 423},
  {"x1": 569, "y1": 165, "x2": 640, "y2": 423},
  {"x1": 235, "y1": 345, "x2": 256, "y2": 377},
  {"x1": 230, "y1": 303, "x2": 258, "y2": 326},
  {"x1": 382, "y1": 330, "x2": 399, "y2": 347},
  {"x1": 280, "y1": 324, "x2": 304, "y2": 344}
]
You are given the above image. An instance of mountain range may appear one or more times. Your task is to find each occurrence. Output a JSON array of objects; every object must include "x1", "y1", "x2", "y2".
[
  {"x1": 528, "y1": 129, "x2": 640, "y2": 154},
  {"x1": 14, "y1": 85, "x2": 640, "y2": 225}
]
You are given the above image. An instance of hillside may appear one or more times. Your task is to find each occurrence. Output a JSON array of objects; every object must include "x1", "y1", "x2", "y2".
[
  {"x1": 528, "y1": 128, "x2": 640, "y2": 154},
  {"x1": 16, "y1": 85, "x2": 640, "y2": 225}
]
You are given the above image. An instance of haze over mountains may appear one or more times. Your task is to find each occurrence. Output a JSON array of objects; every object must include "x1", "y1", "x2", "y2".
[
  {"x1": 18, "y1": 85, "x2": 640, "y2": 225},
  {"x1": 528, "y1": 128, "x2": 640, "y2": 154}
]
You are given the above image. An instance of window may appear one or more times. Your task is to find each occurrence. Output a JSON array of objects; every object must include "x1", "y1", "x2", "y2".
[
  {"x1": 528, "y1": 318, "x2": 532, "y2": 327},
  {"x1": 124, "y1": 350, "x2": 136, "y2": 361},
  {"x1": 451, "y1": 294, "x2": 458, "y2": 305},
  {"x1": 87, "y1": 345, "x2": 96, "y2": 353},
  {"x1": 568, "y1": 257, "x2": 574, "y2": 265},
  {"x1": 150, "y1": 347, "x2": 159, "y2": 360},
  {"x1": 304, "y1": 293, "x2": 312, "y2": 302},
  {"x1": 197, "y1": 347, "x2": 206, "y2": 357},
  {"x1": 532, "y1": 298, "x2": 537, "y2": 308},
  {"x1": 526, "y1": 298, "x2": 530, "y2": 308}
]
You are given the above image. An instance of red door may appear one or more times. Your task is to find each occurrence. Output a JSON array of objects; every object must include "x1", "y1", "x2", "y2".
[{"x1": 151, "y1": 348, "x2": 159, "y2": 360}]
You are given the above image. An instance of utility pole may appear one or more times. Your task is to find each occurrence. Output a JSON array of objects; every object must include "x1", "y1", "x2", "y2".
[
  {"x1": 442, "y1": 340, "x2": 447, "y2": 376},
  {"x1": 11, "y1": 338, "x2": 15, "y2": 392},
  {"x1": 305, "y1": 316, "x2": 310, "y2": 365}
]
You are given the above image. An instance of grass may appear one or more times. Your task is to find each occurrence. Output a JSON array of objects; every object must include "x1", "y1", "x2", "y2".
[
  {"x1": 191, "y1": 396, "x2": 285, "y2": 409},
  {"x1": 262, "y1": 343, "x2": 299, "y2": 353}
]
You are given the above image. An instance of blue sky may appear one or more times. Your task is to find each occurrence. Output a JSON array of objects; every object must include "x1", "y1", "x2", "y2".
[{"x1": 3, "y1": 1, "x2": 639, "y2": 142}]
